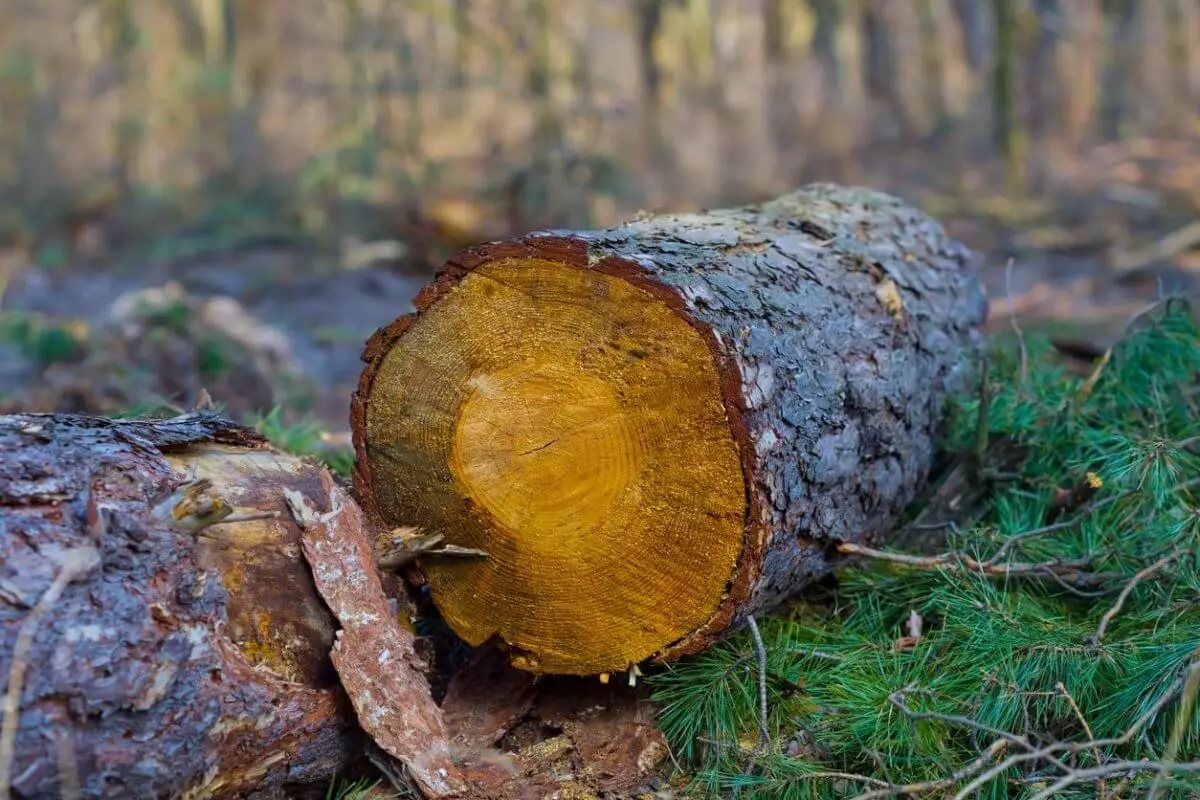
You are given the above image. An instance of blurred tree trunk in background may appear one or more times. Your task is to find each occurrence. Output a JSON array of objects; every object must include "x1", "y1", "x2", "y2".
[
  {"x1": 682, "y1": 0, "x2": 713, "y2": 85},
  {"x1": 636, "y1": 0, "x2": 666, "y2": 106},
  {"x1": 194, "y1": 0, "x2": 240, "y2": 182},
  {"x1": 1027, "y1": 0, "x2": 1059, "y2": 190},
  {"x1": 761, "y1": 0, "x2": 813, "y2": 179},
  {"x1": 993, "y1": 0, "x2": 1026, "y2": 194},
  {"x1": 1100, "y1": 0, "x2": 1134, "y2": 140},
  {"x1": 864, "y1": 0, "x2": 934, "y2": 141},
  {"x1": 1127, "y1": 1, "x2": 1173, "y2": 135},
  {"x1": 393, "y1": 10, "x2": 424, "y2": 187},
  {"x1": 923, "y1": 0, "x2": 972, "y2": 126},
  {"x1": 833, "y1": 0, "x2": 867, "y2": 162},
  {"x1": 635, "y1": 0, "x2": 677, "y2": 203},
  {"x1": 4, "y1": 0, "x2": 1200, "y2": 242},
  {"x1": 0, "y1": 8, "x2": 56, "y2": 216},
  {"x1": 452, "y1": 0, "x2": 470, "y2": 90},
  {"x1": 1177, "y1": 0, "x2": 1200, "y2": 116},
  {"x1": 343, "y1": 0, "x2": 378, "y2": 188},
  {"x1": 706, "y1": 0, "x2": 744, "y2": 200},
  {"x1": 1054, "y1": 0, "x2": 1103, "y2": 148},
  {"x1": 103, "y1": 0, "x2": 138, "y2": 200},
  {"x1": 952, "y1": 0, "x2": 992, "y2": 71}
]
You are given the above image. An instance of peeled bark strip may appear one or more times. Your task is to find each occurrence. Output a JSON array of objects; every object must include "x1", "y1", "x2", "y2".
[
  {"x1": 284, "y1": 479, "x2": 462, "y2": 798},
  {"x1": 352, "y1": 183, "x2": 989, "y2": 677},
  {"x1": 0, "y1": 412, "x2": 357, "y2": 799}
]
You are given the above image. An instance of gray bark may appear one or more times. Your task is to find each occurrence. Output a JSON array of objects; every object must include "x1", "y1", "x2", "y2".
[{"x1": 570, "y1": 184, "x2": 987, "y2": 634}]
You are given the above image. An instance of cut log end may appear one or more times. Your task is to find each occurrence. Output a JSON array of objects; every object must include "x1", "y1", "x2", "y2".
[{"x1": 359, "y1": 254, "x2": 749, "y2": 675}]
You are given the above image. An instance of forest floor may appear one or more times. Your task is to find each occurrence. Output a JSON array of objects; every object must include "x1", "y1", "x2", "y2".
[{"x1": 3, "y1": 152, "x2": 1199, "y2": 450}]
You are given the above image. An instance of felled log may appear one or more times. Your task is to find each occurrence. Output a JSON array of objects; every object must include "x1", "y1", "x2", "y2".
[
  {"x1": 352, "y1": 183, "x2": 989, "y2": 677},
  {"x1": 0, "y1": 413, "x2": 359, "y2": 799}
]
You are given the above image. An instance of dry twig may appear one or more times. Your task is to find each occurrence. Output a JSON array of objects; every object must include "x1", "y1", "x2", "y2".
[
  {"x1": 1055, "y1": 682, "x2": 1105, "y2": 800},
  {"x1": 0, "y1": 546, "x2": 101, "y2": 800},
  {"x1": 1110, "y1": 218, "x2": 1200, "y2": 275},
  {"x1": 950, "y1": 659, "x2": 1200, "y2": 799},
  {"x1": 1027, "y1": 759, "x2": 1200, "y2": 800},
  {"x1": 1075, "y1": 294, "x2": 1196, "y2": 407},
  {"x1": 1005, "y1": 258, "x2": 1028, "y2": 385},
  {"x1": 1148, "y1": 643, "x2": 1200, "y2": 800},
  {"x1": 744, "y1": 615, "x2": 770, "y2": 773},
  {"x1": 985, "y1": 490, "x2": 1129, "y2": 565},
  {"x1": 849, "y1": 740, "x2": 1009, "y2": 800},
  {"x1": 836, "y1": 542, "x2": 1117, "y2": 590},
  {"x1": 1090, "y1": 547, "x2": 1186, "y2": 645}
]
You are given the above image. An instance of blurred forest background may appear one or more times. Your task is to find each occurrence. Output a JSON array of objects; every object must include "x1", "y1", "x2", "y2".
[{"x1": 2, "y1": 0, "x2": 1200, "y2": 460}]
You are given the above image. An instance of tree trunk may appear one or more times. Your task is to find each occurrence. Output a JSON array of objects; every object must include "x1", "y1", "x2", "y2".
[
  {"x1": 0, "y1": 412, "x2": 358, "y2": 799},
  {"x1": 351, "y1": 183, "x2": 989, "y2": 677}
]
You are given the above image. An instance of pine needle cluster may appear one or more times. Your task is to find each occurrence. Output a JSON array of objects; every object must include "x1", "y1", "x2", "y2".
[{"x1": 648, "y1": 298, "x2": 1200, "y2": 799}]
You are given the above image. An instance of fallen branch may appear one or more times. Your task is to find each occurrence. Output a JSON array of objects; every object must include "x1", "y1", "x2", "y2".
[
  {"x1": 849, "y1": 740, "x2": 1009, "y2": 800},
  {"x1": 886, "y1": 687, "x2": 1069, "y2": 770},
  {"x1": 950, "y1": 659, "x2": 1200, "y2": 799},
  {"x1": 744, "y1": 616, "x2": 770, "y2": 773},
  {"x1": 985, "y1": 490, "x2": 1130, "y2": 565},
  {"x1": 1055, "y1": 682, "x2": 1105, "y2": 800},
  {"x1": 1149, "y1": 643, "x2": 1200, "y2": 800},
  {"x1": 831, "y1": 662, "x2": 1200, "y2": 799},
  {"x1": 835, "y1": 542, "x2": 1119, "y2": 590},
  {"x1": 1027, "y1": 759, "x2": 1200, "y2": 800},
  {"x1": 1004, "y1": 258, "x2": 1029, "y2": 385},
  {"x1": 1110, "y1": 218, "x2": 1200, "y2": 275}
]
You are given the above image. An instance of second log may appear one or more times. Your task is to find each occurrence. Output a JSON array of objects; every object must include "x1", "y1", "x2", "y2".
[{"x1": 352, "y1": 183, "x2": 989, "y2": 676}]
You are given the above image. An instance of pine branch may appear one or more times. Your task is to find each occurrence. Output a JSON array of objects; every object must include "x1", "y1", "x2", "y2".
[{"x1": 848, "y1": 740, "x2": 1008, "y2": 800}]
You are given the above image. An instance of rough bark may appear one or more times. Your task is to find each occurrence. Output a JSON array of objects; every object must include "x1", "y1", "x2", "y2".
[
  {"x1": 0, "y1": 412, "x2": 358, "y2": 799},
  {"x1": 352, "y1": 183, "x2": 989, "y2": 673}
]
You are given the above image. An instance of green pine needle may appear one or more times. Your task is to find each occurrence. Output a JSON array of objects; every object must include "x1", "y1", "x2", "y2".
[{"x1": 648, "y1": 298, "x2": 1200, "y2": 798}]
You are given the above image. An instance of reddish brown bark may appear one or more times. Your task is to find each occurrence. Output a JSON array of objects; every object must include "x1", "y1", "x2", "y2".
[
  {"x1": 0, "y1": 412, "x2": 358, "y2": 799},
  {"x1": 284, "y1": 477, "x2": 462, "y2": 798}
]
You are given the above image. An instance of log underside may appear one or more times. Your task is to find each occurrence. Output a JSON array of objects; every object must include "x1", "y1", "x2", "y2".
[{"x1": 353, "y1": 183, "x2": 988, "y2": 677}]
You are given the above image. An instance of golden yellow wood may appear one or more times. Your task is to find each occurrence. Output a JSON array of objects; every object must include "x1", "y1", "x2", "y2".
[{"x1": 364, "y1": 257, "x2": 746, "y2": 674}]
